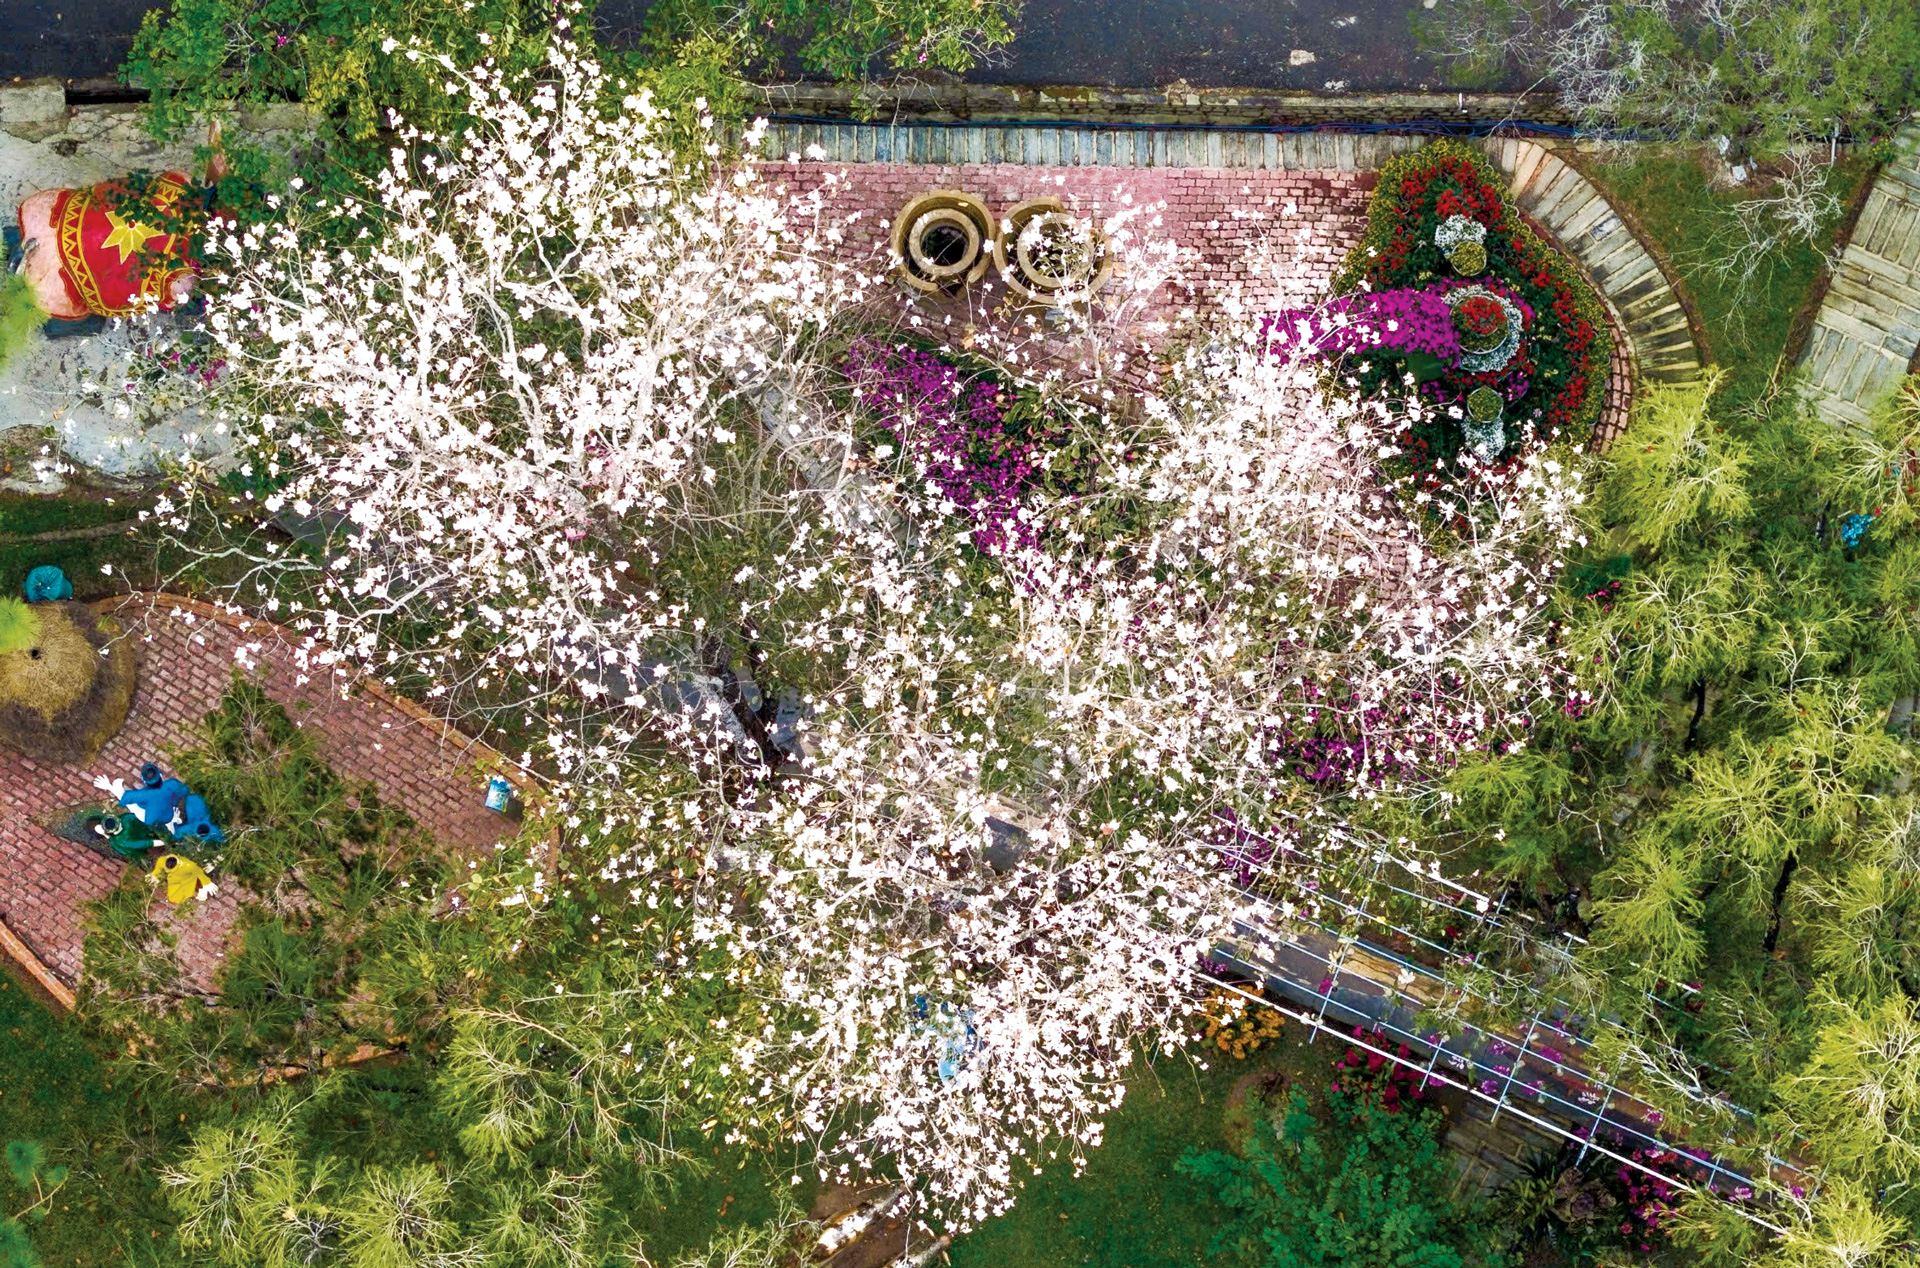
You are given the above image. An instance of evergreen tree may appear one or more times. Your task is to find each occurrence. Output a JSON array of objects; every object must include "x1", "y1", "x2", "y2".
[{"x1": 1416, "y1": 376, "x2": 1920, "y2": 1262}]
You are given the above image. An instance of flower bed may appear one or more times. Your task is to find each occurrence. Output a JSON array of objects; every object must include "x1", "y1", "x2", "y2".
[
  {"x1": 1326, "y1": 140, "x2": 1612, "y2": 487},
  {"x1": 840, "y1": 340, "x2": 1134, "y2": 559}
]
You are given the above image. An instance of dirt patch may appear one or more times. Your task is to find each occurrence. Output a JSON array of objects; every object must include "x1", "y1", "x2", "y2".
[{"x1": 1222, "y1": 1065, "x2": 1291, "y2": 1151}]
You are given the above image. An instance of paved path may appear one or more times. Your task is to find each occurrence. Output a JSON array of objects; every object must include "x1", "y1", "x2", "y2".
[
  {"x1": 1797, "y1": 126, "x2": 1920, "y2": 428},
  {"x1": 0, "y1": 593, "x2": 527, "y2": 997}
]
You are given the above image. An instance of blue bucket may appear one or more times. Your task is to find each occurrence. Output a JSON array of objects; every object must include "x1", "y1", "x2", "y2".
[{"x1": 484, "y1": 775, "x2": 513, "y2": 813}]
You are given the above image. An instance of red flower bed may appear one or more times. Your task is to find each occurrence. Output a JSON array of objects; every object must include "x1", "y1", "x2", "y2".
[{"x1": 1334, "y1": 140, "x2": 1612, "y2": 489}]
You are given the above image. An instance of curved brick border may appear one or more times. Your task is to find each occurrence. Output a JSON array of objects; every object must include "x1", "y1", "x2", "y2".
[
  {"x1": 0, "y1": 592, "x2": 540, "y2": 1009},
  {"x1": 1479, "y1": 139, "x2": 1706, "y2": 392}
]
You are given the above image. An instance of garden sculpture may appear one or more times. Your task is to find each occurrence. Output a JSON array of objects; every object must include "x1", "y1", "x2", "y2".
[
  {"x1": 1, "y1": 121, "x2": 229, "y2": 368},
  {"x1": 171, "y1": 792, "x2": 227, "y2": 845},
  {"x1": 118, "y1": 764, "x2": 190, "y2": 829},
  {"x1": 22, "y1": 565, "x2": 73, "y2": 602},
  {"x1": 149, "y1": 851, "x2": 219, "y2": 903}
]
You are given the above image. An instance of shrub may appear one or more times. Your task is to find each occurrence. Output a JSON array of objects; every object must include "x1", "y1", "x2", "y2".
[{"x1": 1179, "y1": 1085, "x2": 1498, "y2": 1268}]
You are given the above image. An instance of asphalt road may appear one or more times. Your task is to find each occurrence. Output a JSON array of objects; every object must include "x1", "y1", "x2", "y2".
[{"x1": 4, "y1": 0, "x2": 1479, "y2": 92}]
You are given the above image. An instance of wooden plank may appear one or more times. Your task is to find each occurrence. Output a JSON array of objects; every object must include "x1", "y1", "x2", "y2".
[
  {"x1": 1531, "y1": 172, "x2": 1597, "y2": 226},
  {"x1": 1584, "y1": 234, "x2": 1653, "y2": 287},
  {"x1": 1517, "y1": 157, "x2": 1575, "y2": 211},
  {"x1": 0, "y1": 916, "x2": 75, "y2": 1011},
  {"x1": 1507, "y1": 141, "x2": 1547, "y2": 195},
  {"x1": 1556, "y1": 189, "x2": 1615, "y2": 241}
]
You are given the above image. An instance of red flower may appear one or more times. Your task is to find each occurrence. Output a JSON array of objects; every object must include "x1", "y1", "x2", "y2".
[{"x1": 1455, "y1": 295, "x2": 1506, "y2": 341}]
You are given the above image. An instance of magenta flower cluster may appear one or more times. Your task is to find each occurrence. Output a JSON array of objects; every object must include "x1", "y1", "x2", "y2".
[
  {"x1": 841, "y1": 339, "x2": 1048, "y2": 555},
  {"x1": 1262, "y1": 288, "x2": 1462, "y2": 363}
]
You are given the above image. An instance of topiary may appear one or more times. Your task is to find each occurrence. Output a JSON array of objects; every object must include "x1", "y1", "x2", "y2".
[
  {"x1": 0, "y1": 599, "x2": 37, "y2": 656},
  {"x1": 0, "y1": 602, "x2": 138, "y2": 763}
]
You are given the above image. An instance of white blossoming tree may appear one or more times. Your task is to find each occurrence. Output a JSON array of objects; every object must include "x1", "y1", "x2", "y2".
[{"x1": 151, "y1": 37, "x2": 1587, "y2": 1232}]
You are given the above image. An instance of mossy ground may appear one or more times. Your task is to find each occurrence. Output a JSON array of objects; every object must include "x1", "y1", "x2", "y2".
[{"x1": 949, "y1": 1023, "x2": 1327, "y2": 1268}]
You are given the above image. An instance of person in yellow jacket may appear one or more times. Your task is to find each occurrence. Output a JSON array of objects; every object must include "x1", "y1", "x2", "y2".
[{"x1": 149, "y1": 851, "x2": 219, "y2": 904}]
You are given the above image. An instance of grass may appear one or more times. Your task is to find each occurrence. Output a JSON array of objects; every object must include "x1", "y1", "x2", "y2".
[
  {"x1": 0, "y1": 492, "x2": 152, "y2": 604},
  {"x1": 949, "y1": 1024, "x2": 1328, "y2": 1268},
  {"x1": 1583, "y1": 151, "x2": 1874, "y2": 411},
  {"x1": 0, "y1": 971, "x2": 189, "y2": 1267}
]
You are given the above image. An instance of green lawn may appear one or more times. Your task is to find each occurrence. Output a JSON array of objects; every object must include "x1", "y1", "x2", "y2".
[
  {"x1": 949, "y1": 1024, "x2": 1328, "y2": 1268},
  {"x1": 0, "y1": 971, "x2": 189, "y2": 1268},
  {"x1": 0, "y1": 492, "x2": 152, "y2": 603},
  {"x1": 1585, "y1": 152, "x2": 1874, "y2": 409}
]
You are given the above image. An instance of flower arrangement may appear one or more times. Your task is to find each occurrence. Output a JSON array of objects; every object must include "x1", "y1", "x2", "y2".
[
  {"x1": 1262, "y1": 288, "x2": 1460, "y2": 365},
  {"x1": 1330, "y1": 1026, "x2": 1432, "y2": 1114},
  {"x1": 1333, "y1": 139, "x2": 1612, "y2": 486},
  {"x1": 1467, "y1": 386, "x2": 1503, "y2": 422},
  {"x1": 1194, "y1": 987, "x2": 1284, "y2": 1059},
  {"x1": 1447, "y1": 240, "x2": 1488, "y2": 276},
  {"x1": 1453, "y1": 293, "x2": 1508, "y2": 350}
]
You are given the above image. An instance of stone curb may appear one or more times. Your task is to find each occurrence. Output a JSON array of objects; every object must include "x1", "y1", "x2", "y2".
[{"x1": 758, "y1": 80, "x2": 1577, "y2": 128}]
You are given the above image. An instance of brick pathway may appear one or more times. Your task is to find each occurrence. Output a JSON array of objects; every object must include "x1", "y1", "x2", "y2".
[
  {"x1": 763, "y1": 156, "x2": 1633, "y2": 443},
  {"x1": 0, "y1": 593, "x2": 526, "y2": 995}
]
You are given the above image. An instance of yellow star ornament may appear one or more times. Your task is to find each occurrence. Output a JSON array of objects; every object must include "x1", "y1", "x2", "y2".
[{"x1": 100, "y1": 209, "x2": 161, "y2": 264}]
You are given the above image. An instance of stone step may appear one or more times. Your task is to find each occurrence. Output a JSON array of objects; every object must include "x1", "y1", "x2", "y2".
[
  {"x1": 1827, "y1": 269, "x2": 1920, "y2": 331},
  {"x1": 1857, "y1": 194, "x2": 1920, "y2": 259},
  {"x1": 1818, "y1": 304, "x2": 1919, "y2": 357},
  {"x1": 1831, "y1": 246, "x2": 1920, "y2": 310},
  {"x1": 1875, "y1": 160, "x2": 1920, "y2": 205}
]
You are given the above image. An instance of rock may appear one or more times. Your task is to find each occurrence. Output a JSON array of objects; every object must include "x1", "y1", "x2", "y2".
[{"x1": 0, "y1": 80, "x2": 65, "y2": 128}]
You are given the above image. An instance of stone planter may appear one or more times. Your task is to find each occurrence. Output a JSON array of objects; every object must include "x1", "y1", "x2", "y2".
[
  {"x1": 991, "y1": 197, "x2": 1113, "y2": 306},
  {"x1": 891, "y1": 191, "x2": 995, "y2": 294}
]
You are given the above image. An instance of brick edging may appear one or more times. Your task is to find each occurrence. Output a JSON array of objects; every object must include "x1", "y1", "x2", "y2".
[{"x1": 0, "y1": 914, "x2": 77, "y2": 1011}]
